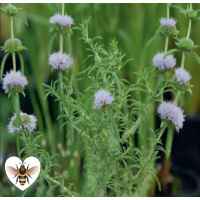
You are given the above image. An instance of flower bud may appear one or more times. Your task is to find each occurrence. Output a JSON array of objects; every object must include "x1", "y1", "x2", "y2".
[
  {"x1": 5, "y1": 5, "x2": 20, "y2": 15},
  {"x1": 176, "y1": 38, "x2": 195, "y2": 52},
  {"x1": 1, "y1": 38, "x2": 27, "y2": 53},
  {"x1": 185, "y1": 9, "x2": 198, "y2": 19}
]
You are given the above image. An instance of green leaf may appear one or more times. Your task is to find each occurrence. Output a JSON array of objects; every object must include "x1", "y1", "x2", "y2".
[
  {"x1": 1, "y1": 53, "x2": 9, "y2": 81},
  {"x1": 18, "y1": 52, "x2": 24, "y2": 75},
  {"x1": 171, "y1": 5, "x2": 185, "y2": 14},
  {"x1": 165, "y1": 123, "x2": 173, "y2": 159},
  {"x1": 191, "y1": 52, "x2": 200, "y2": 65},
  {"x1": 14, "y1": 13, "x2": 28, "y2": 26},
  {"x1": 0, "y1": 7, "x2": 7, "y2": 15},
  {"x1": 111, "y1": 71, "x2": 121, "y2": 93},
  {"x1": 47, "y1": 33, "x2": 57, "y2": 55},
  {"x1": 145, "y1": 34, "x2": 162, "y2": 49},
  {"x1": 164, "y1": 49, "x2": 181, "y2": 59}
]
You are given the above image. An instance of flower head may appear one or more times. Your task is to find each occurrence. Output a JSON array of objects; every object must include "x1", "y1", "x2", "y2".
[
  {"x1": 2, "y1": 70, "x2": 28, "y2": 93},
  {"x1": 175, "y1": 68, "x2": 191, "y2": 85},
  {"x1": 157, "y1": 101, "x2": 185, "y2": 130},
  {"x1": 160, "y1": 17, "x2": 177, "y2": 27},
  {"x1": 1, "y1": 38, "x2": 27, "y2": 53},
  {"x1": 49, "y1": 13, "x2": 73, "y2": 27},
  {"x1": 8, "y1": 112, "x2": 37, "y2": 134},
  {"x1": 153, "y1": 52, "x2": 176, "y2": 71},
  {"x1": 93, "y1": 89, "x2": 114, "y2": 109},
  {"x1": 49, "y1": 52, "x2": 73, "y2": 71}
]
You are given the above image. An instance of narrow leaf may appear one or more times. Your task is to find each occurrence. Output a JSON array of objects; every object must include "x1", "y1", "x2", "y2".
[
  {"x1": 1, "y1": 53, "x2": 9, "y2": 81},
  {"x1": 191, "y1": 52, "x2": 200, "y2": 65},
  {"x1": 47, "y1": 33, "x2": 57, "y2": 55},
  {"x1": 18, "y1": 52, "x2": 24, "y2": 75},
  {"x1": 164, "y1": 49, "x2": 181, "y2": 59},
  {"x1": 14, "y1": 13, "x2": 28, "y2": 26},
  {"x1": 145, "y1": 34, "x2": 162, "y2": 49},
  {"x1": 165, "y1": 123, "x2": 173, "y2": 159},
  {"x1": 171, "y1": 5, "x2": 185, "y2": 13}
]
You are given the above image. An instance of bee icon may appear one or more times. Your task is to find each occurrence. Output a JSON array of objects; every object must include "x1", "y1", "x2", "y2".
[{"x1": 6, "y1": 162, "x2": 39, "y2": 186}]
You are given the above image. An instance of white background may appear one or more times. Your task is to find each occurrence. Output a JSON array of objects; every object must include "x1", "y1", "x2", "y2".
[{"x1": 5, "y1": 156, "x2": 40, "y2": 191}]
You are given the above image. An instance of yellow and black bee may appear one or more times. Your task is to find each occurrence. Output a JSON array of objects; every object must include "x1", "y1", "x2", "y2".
[{"x1": 6, "y1": 162, "x2": 39, "y2": 186}]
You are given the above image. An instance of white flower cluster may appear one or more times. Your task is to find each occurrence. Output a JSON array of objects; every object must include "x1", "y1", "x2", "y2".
[
  {"x1": 49, "y1": 13, "x2": 73, "y2": 27},
  {"x1": 8, "y1": 112, "x2": 37, "y2": 134},
  {"x1": 153, "y1": 52, "x2": 176, "y2": 71},
  {"x1": 2, "y1": 70, "x2": 28, "y2": 93},
  {"x1": 157, "y1": 101, "x2": 185, "y2": 131},
  {"x1": 93, "y1": 90, "x2": 114, "y2": 109},
  {"x1": 49, "y1": 52, "x2": 73, "y2": 71},
  {"x1": 175, "y1": 68, "x2": 191, "y2": 85},
  {"x1": 160, "y1": 17, "x2": 177, "y2": 27}
]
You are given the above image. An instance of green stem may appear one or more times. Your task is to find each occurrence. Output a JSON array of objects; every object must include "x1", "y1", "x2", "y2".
[
  {"x1": 16, "y1": 134, "x2": 21, "y2": 159},
  {"x1": 187, "y1": 4, "x2": 192, "y2": 39},
  {"x1": 62, "y1": 3, "x2": 65, "y2": 16},
  {"x1": 44, "y1": 174, "x2": 75, "y2": 197},
  {"x1": 121, "y1": 116, "x2": 142, "y2": 143},
  {"x1": 173, "y1": 91, "x2": 181, "y2": 105},
  {"x1": 165, "y1": 37, "x2": 169, "y2": 53},
  {"x1": 14, "y1": 94, "x2": 20, "y2": 121},
  {"x1": 165, "y1": 3, "x2": 170, "y2": 53},
  {"x1": 13, "y1": 93, "x2": 21, "y2": 158},
  {"x1": 10, "y1": 17, "x2": 14, "y2": 39},
  {"x1": 12, "y1": 53, "x2": 16, "y2": 73},
  {"x1": 133, "y1": 124, "x2": 167, "y2": 180},
  {"x1": 187, "y1": 19, "x2": 192, "y2": 39},
  {"x1": 59, "y1": 3, "x2": 64, "y2": 106}
]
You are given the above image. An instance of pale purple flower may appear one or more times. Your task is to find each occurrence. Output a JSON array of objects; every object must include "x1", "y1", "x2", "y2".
[
  {"x1": 93, "y1": 90, "x2": 114, "y2": 109},
  {"x1": 2, "y1": 70, "x2": 28, "y2": 93},
  {"x1": 153, "y1": 52, "x2": 176, "y2": 71},
  {"x1": 175, "y1": 68, "x2": 191, "y2": 85},
  {"x1": 49, "y1": 13, "x2": 73, "y2": 27},
  {"x1": 8, "y1": 112, "x2": 37, "y2": 134},
  {"x1": 160, "y1": 17, "x2": 177, "y2": 27},
  {"x1": 157, "y1": 101, "x2": 185, "y2": 130},
  {"x1": 49, "y1": 52, "x2": 73, "y2": 71}
]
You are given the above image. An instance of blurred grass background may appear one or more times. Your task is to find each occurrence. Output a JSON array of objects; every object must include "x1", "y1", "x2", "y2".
[{"x1": 0, "y1": 3, "x2": 200, "y2": 197}]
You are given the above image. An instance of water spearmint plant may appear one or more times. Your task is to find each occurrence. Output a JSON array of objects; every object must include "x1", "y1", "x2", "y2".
[{"x1": 1, "y1": 3, "x2": 200, "y2": 197}]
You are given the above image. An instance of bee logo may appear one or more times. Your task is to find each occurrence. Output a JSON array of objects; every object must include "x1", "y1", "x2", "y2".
[
  {"x1": 5, "y1": 156, "x2": 40, "y2": 190},
  {"x1": 6, "y1": 162, "x2": 39, "y2": 186}
]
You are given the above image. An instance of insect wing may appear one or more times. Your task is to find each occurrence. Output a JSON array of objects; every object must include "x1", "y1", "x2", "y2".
[
  {"x1": 26, "y1": 166, "x2": 39, "y2": 175},
  {"x1": 6, "y1": 166, "x2": 18, "y2": 176}
]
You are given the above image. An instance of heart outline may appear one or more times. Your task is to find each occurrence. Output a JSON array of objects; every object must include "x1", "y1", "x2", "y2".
[{"x1": 5, "y1": 156, "x2": 40, "y2": 191}]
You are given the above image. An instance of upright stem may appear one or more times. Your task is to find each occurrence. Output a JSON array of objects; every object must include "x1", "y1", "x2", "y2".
[
  {"x1": 59, "y1": 3, "x2": 65, "y2": 104},
  {"x1": 165, "y1": 37, "x2": 169, "y2": 53},
  {"x1": 181, "y1": 52, "x2": 186, "y2": 70},
  {"x1": 12, "y1": 53, "x2": 16, "y2": 73},
  {"x1": 9, "y1": 3, "x2": 22, "y2": 157},
  {"x1": 187, "y1": 3, "x2": 192, "y2": 39},
  {"x1": 164, "y1": 5, "x2": 170, "y2": 53}
]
